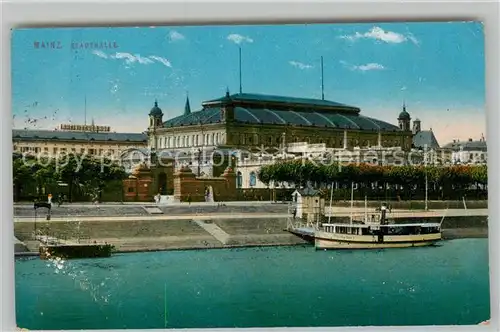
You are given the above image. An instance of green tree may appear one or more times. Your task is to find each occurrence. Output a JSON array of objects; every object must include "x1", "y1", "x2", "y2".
[
  {"x1": 53, "y1": 153, "x2": 128, "y2": 202},
  {"x1": 12, "y1": 153, "x2": 36, "y2": 201}
]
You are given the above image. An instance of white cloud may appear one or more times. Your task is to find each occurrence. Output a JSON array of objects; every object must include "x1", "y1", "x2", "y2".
[
  {"x1": 112, "y1": 52, "x2": 154, "y2": 65},
  {"x1": 92, "y1": 50, "x2": 108, "y2": 59},
  {"x1": 340, "y1": 60, "x2": 385, "y2": 72},
  {"x1": 169, "y1": 30, "x2": 185, "y2": 41},
  {"x1": 148, "y1": 56, "x2": 172, "y2": 68},
  {"x1": 400, "y1": 86, "x2": 407, "y2": 91},
  {"x1": 289, "y1": 61, "x2": 313, "y2": 70},
  {"x1": 339, "y1": 26, "x2": 419, "y2": 45},
  {"x1": 355, "y1": 63, "x2": 385, "y2": 71},
  {"x1": 92, "y1": 51, "x2": 172, "y2": 68},
  {"x1": 227, "y1": 33, "x2": 254, "y2": 44}
]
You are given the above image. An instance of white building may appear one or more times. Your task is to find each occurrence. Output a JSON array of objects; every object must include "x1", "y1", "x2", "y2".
[
  {"x1": 442, "y1": 135, "x2": 487, "y2": 165},
  {"x1": 234, "y1": 141, "x2": 415, "y2": 189}
]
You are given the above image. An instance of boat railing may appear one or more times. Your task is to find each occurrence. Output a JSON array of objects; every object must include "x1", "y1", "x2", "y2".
[{"x1": 286, "y1": 216, "x2": 315, "y2": 231}]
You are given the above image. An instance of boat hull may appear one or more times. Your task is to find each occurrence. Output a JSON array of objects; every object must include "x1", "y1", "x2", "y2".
[
  {"x1": 314, "y1": 231, "x2": 441, "y2": 250},
  {"x1": 315, "y1": 238, "x2": 439, "y2": 249},
  {"x1": 39, "y1": 244, "x2": 114, "y2": 259}
]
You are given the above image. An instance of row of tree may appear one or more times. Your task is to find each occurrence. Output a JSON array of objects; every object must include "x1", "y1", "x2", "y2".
[
  {"x1": 13, "y1": 152, "x2": 128, "y2": 202},
  {"x1": 257, "y1": 160, "x2": 488, "y2": 200}
]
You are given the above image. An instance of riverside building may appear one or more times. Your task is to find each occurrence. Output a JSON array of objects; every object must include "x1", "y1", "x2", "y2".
[{"x1": 12, "y1": 122, "x2": 148, "y2": 158}]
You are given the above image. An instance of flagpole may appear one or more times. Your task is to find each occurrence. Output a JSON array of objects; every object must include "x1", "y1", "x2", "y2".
[
  {"x1": 239, "y1": 46, "x2": 242, "y2": 94},
  {"x1": 328, "y1": 182, "x2": 334, "y2": 223},
  {"x1": 321, "y1": 56, "x2": 325, "y2": 100},
  {"x1": 84, "y1": 95, "x2": 87, "y2": 126}
]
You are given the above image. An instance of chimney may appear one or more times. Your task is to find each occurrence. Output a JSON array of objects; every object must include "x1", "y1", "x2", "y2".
[{"x1": 468, "y1": 138, "x2": 473, "y2": 142}]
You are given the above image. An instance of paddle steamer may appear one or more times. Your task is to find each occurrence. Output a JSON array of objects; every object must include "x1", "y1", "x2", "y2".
[{"x1": 314, "y1": 203, "x2": 442, "y2": 250}]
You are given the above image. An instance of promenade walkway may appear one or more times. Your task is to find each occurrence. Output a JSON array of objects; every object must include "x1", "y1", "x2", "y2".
[
  {"x1": 14, "y1": 213, "x2": 290, "y2": 223},
  {"x1": 13, "y1": 201, "x2": 283, "y2": 207},
  {"x1": 13, "y1": 208, "x2": 488, "y2": 223}
]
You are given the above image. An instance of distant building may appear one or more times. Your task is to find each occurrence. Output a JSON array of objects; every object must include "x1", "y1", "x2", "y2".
[
  {"x1": 12, "y1": 124, "x2": 148, "y2": 158},
  {"x1": 411, "y1": 118, "x2": 440, "y2": 151},
  {"x1": 442, "y1": 135, "x2": 487, "y2": 165}
]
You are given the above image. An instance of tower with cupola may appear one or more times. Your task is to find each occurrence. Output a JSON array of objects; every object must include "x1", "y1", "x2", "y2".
[
  {"x1": 149, "y1": 100, "x2": 163, "y2": 130},
  {"x1": 398, "y1": 101, "x2": 411, "y2": 132},
  {"x1": 148, "y1": 100, "x2": 164, "y2": 153}
]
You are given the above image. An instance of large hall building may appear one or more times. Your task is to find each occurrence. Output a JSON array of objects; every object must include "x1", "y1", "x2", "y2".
[{"x1": 147, "y1": 91, "x2": 414, "y2": 160}]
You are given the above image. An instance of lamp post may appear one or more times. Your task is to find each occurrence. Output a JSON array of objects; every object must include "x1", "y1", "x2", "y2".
[
  {"x1": 424, "y1": 147, "x2": 429, "y2": 211},
  {"x1": 197, "y1": 148, "x2": 202, "y2": 176}
]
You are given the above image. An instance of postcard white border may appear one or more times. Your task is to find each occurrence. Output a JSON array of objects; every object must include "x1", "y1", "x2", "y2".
[{"x1": 1, "y1": 1, "x2": 499, "y2": 332}]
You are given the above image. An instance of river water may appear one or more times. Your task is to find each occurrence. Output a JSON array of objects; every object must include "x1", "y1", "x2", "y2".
[{"x1": 15, "y1": 238, "x2": 490, "y2": 330}]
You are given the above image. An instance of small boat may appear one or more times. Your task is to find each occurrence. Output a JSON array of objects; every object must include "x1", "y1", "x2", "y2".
[
  {"x1": 39, "y1": 243, "x2": 114, "y2": 260},
  {"x1": 314, "y1": 203, "x2": 443, "y2": 250}
]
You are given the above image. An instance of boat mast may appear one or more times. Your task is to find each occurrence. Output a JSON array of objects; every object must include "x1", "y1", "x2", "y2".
[
  {"x1": 350, "y1": 181, "x2": 354, "y2": 224},
  {"x1": 328, "y1": 182, "x2": 334, "y2": 223},
  {"x1": 364, "y1": 195, "x2": 368, "y2": 223},
  {"x1": 425, "y1": 149, "x2": 429, "y2": 211}
]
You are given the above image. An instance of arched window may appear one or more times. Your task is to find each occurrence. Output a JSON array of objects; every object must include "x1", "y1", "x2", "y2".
[
  {"x1": 249, "y1": 171, "x2": 257, "y2": 187},
  {"x1": 236, "y1": 171, "x2": 243, "y2": 188},
  {"x1": 211, "y1": 133, "x2": 215, "y2": 145},
  {"x1": 196, "y1": 135, "x2": 199, "y2": 146}
]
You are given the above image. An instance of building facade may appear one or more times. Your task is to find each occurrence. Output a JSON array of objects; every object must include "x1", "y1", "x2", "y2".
[
  {"x1": 12, "y1": 123, "x2": 148, "y2": 158},
  {"x1": 147, "y1": 92, "x2": 414, "y2": 154},
  {"x1": 142, "y1": 91, "x2": 419, "y2": 193},
  {"x1": 442, "y1": 136, "x2": 487, "y2": 165}
]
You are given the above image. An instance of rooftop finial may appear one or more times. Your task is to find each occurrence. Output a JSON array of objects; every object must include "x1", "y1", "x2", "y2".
[
  {"x1": 154, "y1": 99, "x2": 158, "y2": 107},
  {"x1": 403, "y1": 100, "x2": 406, "y2": 110},
  {"x1": 226, "y1": 87, "x2": 230, "y2": 97},
  {"x1": 184, "y1": 93, "x2": 191, "y2": 115}
]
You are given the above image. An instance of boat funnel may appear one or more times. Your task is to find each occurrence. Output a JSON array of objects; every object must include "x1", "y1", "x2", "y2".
[{"x1": 380, "y1": 203, "x2": 388, "y2": 224}]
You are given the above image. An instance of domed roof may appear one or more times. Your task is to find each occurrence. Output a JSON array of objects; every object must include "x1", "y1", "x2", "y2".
[
  {"x1": 149, "y1": 100, "x2": 163, "y2": 116},
  {"x1": 398, "y1": 103, "x2": 410, "y2": 120}
]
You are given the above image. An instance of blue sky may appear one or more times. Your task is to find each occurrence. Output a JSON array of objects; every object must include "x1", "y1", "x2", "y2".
[{"x1": 11, "y1": 21, "x2": 485, "y2": 144}]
